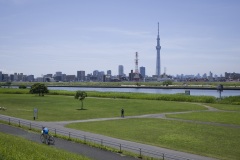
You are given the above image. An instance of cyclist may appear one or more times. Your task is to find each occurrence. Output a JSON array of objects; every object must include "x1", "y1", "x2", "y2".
[{"x1": 41, "y1": 127, "x2": 49, "y2": 144}]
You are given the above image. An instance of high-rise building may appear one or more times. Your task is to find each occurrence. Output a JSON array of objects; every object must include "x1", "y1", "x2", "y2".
[
  {"x1": 156, "y1": 22, "x2": 161, "y2": 78},
  {"x1": 27, "y1": 75, "x2": 34, "y2": 82},
  {"x1": 77, "y1": 71, "x2": 85, "y2": 81},
  {"x1": 140, "y1": 66, "x2": 146, "y2": 78},
  {"x1": 55, "y1": 71, "x2": 62, "y2": 81},
  {"x1": 107, "y1": 70, "x2": 111, "y2": 76},
  {"x1": 14, "y1": 73, "x2": 18, "y2": 81},
  {"x1": 118, "y1": 65, "x2": 124, "y2": 76},
  {"x1": 2, "y1": 74, "x2": 9, "y2": 81},
  {"x1": 93, "y1": 70, "x2": 99, "y2": 77},
  {"x1": 19, "y1": 73, "x2": 23, "y2": 81},
  {"x1": 0, "y1": 71, "x2": 2, "y2": 82}
]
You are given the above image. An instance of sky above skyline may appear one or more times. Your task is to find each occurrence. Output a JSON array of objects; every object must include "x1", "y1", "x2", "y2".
[{"x1": 0, "y1": 0, "x2": 239, "y2": 77}]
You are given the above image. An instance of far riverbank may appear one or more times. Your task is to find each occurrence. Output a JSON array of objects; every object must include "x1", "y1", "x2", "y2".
[{"x1": 46, "y1": 85, "x2": 240, "y2": 90}]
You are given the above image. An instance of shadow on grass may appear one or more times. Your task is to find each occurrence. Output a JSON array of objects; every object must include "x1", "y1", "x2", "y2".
[{"x1": 76, "y1": 108, "x2": 88, "y2": 111}]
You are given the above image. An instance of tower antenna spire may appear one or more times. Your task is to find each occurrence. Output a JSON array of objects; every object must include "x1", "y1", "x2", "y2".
[{"x1": 156, "y1": 22, "x2": 161, "y2": 78}]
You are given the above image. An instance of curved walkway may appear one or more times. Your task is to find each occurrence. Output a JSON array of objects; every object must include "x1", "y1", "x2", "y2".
[
  {"x1": 50, "y1": 104, "x2": 240, "y2": 129},
  {"x1": 1, "y1": 103, "x2": 233, "y2": 160}
]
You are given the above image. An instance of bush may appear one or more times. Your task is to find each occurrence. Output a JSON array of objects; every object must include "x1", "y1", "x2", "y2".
[
  {"x1": 218, "y1": 96, "x2": 240, "y2": 105},
  {"x1": 19, "y1": 85, "x2": 27, "y2": 89}
]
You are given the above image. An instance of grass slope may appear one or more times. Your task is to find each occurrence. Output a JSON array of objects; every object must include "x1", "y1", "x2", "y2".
[
  {"x1": 166, "y1": 111, "x2": 240, "y2": 125},
  {"x1": 206, "y1": 103, "x2": 240, "y2": 111},
  {"x1": 66, "y1": 119, "x2": 240, "y2": 160},
  {"x1": 0, "y1": 132, "x2": 90, "y2": 160}
]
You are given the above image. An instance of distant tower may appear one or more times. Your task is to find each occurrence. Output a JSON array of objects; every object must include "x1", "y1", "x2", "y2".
[
  {"x1": 134, "y1": 52, "x2": 140, "y2": 81},
  {"x1": 156, "y1": 22, "x2": 161, "y2": 78},
  {"x1": 140, "y1": 66, "x2": 145, "y2": 78},
  {"x1": 118, "y1": 65, "x2": 124, "y2": 77}
]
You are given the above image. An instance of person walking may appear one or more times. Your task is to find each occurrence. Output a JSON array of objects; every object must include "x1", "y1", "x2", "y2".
[{"x1": 121, "y1": 108, "x2": 124, "y2": 118}]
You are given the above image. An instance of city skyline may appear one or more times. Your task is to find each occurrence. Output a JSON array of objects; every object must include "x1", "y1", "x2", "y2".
[{"x1": 0, "y1": 0, "x2": 239, "y2": 77}]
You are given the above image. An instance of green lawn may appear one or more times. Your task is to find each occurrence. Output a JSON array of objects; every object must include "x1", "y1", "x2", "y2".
[
  {"x1": 0, "y1": 132, "x2": 90, "y2": 160},
  {"x1": 0, "y1": 94, "x2": 205, "y2": 121},
  {"x1": 166, "y1": 111, "x2": 240, "y2": 125},
  {"x1": 206, "y1": 103, "x2": 240, "y2": 111},
  {"x1": 66, "y1": 119, "x2": 240, "y2": 160}
]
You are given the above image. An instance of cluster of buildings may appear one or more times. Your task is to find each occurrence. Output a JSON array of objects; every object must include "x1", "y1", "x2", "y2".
[
  {"x1": 0, "y1": 23, "x2": 239, "y2": 83},
  {"x1": 0, "y1": 70, "x2": 239, "y2": 83},
  {"x1": 0, "y1": 66, "x2": 145, "y2": 82}
]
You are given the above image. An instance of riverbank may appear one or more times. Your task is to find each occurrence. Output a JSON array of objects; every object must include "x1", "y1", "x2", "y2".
[
  {"x1": 46, "y1": 85, "x2": 240, "y2": 90},
  {"x1": 2, "y1": 81, "x2": 240, "y2": 90}
]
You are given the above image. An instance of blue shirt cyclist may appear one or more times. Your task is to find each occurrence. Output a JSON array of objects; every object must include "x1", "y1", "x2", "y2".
[
  {"x1": 41, "y1": 127, "x2": 49, "y2": 144},
  {"x1": 42, "y1": 127, "x2": 49, "y2": 134}
]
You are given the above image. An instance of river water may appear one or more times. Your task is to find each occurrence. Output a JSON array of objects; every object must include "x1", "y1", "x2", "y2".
[{"x1": 48, "y1": 87, "x2": 240, "y2": 98}]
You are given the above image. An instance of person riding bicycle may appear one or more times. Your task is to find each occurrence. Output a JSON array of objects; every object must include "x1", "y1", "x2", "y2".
[{"x1": 41, "y1": 127, "x2": 49, "y2": 144}]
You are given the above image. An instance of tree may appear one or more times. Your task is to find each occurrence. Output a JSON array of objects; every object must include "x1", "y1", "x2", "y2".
[
  {"x1": 163, "y1": 80, "x2": 172, "y2": 86},
  {"x1": 29, "y1": 83, "x2": 49, "y2": 96},
  {"x1": 74, "y1": 91, "x2": 87, "y2": 110}
]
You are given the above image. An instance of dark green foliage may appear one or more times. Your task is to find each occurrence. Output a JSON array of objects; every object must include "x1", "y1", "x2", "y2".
[
  {"x1": 29, "y1": 83, "x2": 49, "y2": 96},
  {"x1": 87, "y1": 91, "x2": 216, "y2": 103},
  {"x1": 162, "y1": 80, "x2": 173, "y2": 86},
  {"x1": 218, "y1": 96, "x2": 240, "y2": 105},
  {"x1": 75, "y1": 91, "x2": 87, "y2": 109},
  {"x1": 1, "y1": 82, "x2": 12, "y2": 88},
  {"x1": 19, "y1": 85, "x2": 27, "y2": 89}
]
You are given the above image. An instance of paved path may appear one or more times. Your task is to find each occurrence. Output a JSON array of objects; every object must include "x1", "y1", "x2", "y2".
[
  {"x1": 0, "y1": 123, "x2": 137, "y2": 160},
  {"x1": 0, "y1": 103, "x2": 229, "y2": 160},
  {"x1": 48, "y1": 104, "x2": 240, "y2": 129}
]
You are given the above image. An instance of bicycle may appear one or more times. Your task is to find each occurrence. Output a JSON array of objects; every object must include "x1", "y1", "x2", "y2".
[{"x1": 40, "y1": 134, "x2": 55, "y2": 145}]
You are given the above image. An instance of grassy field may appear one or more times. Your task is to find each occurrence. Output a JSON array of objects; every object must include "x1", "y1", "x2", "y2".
[
  {"x1": 66, "y1": 118, "x2": 240, "y2": 160},
  {"x1": 166, "y1": 111, "x2": 240, "y2": 125},
  {"x1": 1, "y1": 91, "x2": 240, "y2": 159},
  {"x1": 206, "y1": 103, "x2": 240, "y2": 111},
  {"x1": 0, "y1": 132, "x2": 90, "y2": 160},
  {"x1": 0, "y1": 94, "x2": 205, "y2": 121}
]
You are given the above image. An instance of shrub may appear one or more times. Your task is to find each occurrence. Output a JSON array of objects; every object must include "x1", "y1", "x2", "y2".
[{"x1": 19, "y1": 85, "x2": 27, "y2": 89}]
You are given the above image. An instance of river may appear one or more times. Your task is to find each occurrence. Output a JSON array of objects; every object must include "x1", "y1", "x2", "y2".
[{"x1": 48, "y1": 87, "x2": 240, "y2": 98}]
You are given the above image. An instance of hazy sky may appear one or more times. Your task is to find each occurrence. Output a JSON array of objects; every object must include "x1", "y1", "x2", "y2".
[{"x1": 0, "y1": 0, "x2": 239, "y2": 77}]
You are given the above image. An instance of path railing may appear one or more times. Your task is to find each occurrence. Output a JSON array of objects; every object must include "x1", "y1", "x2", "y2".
[{"x1": 0, "y1": 115, "x2": 191, "y2": 160}]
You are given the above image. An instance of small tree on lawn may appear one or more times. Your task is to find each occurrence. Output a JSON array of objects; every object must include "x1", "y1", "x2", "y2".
[
  {"x1": 75, "y1": 91, "x2": 87, "y2": 110},
  {"x1": 29, "y1": 83, "x2": 49, "y2": 96}
]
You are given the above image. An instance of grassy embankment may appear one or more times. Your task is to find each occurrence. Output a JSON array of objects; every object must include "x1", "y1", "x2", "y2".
[
  {"x1": 2, "y1": 81, "x2": 240, "y2": 87},
  {"x1": 1, "y1": 88, "x2": 240, "y2": 159},
  {"x1": 1, "y1": 87, "x2": 240, "y2": 104},
  {"x1": 0, "y1": 132, "x2": 90, "y2": 160},
  {"x1": 66, "y1": 118, "x2": 240, "y2": 160}
]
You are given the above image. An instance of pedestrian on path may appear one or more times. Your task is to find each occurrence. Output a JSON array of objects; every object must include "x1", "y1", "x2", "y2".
[{"x1": 121, "y1": 108, "x2": 124, "y2": 118}]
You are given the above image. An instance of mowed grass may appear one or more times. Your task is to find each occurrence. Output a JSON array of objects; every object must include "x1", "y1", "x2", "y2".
[
  {"x1": 206, "y1": 103, "x2": 240, "y2": 111},
  {"x1": 166, "y1": 112, "x2": 240, "y2": 125},
  {"x1": 0, "y1": 132, "x2": 90, "y2": 160},
  {"x1": 0, "y1": 94, "x2": 205, "y2": 121},
  {"x1": 66, "y1": 119, "x2": 240, "y2": 160}
]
